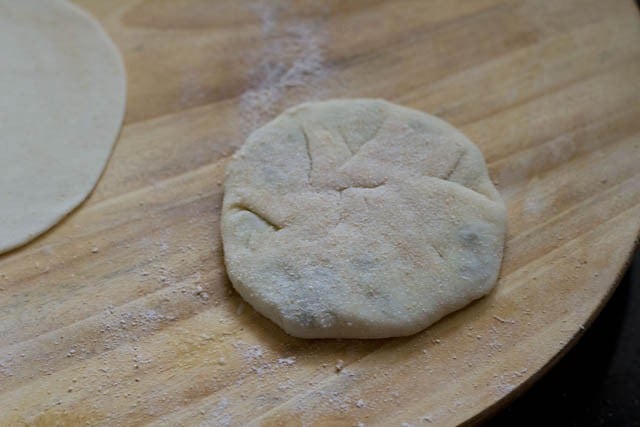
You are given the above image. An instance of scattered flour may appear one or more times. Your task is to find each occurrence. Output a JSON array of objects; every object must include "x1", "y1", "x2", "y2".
[
  {"x1": 231, "y1": 342, "x2": 301, "y2": 381},
  {"x1": 239, "y1": 0, "x2": 330, "y2": 135},
  {"x1": 238, "y1": 343, "x2": 264, "y2": 363},
  {"x1": 200, "y1": 397, "x2": 232, "y2": 427},
  {"x1": 493, "y1": 368, "x2": 529, "y2": 396},
  {"x1": 523, "y1": 177, "x2": 551, "y2": 215},
  {"x1": 277, "y1": 356, "x2": 297, "y2": 367}
]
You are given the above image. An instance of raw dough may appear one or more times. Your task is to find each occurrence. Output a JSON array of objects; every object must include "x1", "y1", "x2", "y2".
[
  {"x1": 0, "y1": 0, "x2": 126, "y2": 253},
  {"x1": 222, "y1": 99, "x2": 507, "y2": 338}
]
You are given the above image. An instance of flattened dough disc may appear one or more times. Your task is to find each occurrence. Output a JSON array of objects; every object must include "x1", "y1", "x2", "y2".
[
  {"x1": 222, "y1": 99, "x2": 507, "y2": 339},
  {"x1": 0, "y1": 0, "x2": 126, "y2": 253}
]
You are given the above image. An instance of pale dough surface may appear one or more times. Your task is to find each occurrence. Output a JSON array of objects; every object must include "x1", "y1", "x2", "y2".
[
  {"x1": 222, "y1": 99, "x2": 507, "y2": 338},
  {"x1": 0, "y1": 0, "x2": 126, "y2": 253}
]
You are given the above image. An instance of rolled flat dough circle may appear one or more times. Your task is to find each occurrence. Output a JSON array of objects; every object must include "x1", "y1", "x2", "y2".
[
  {"x1": 0, "y1": 0, "x2": 126, "y2": 253},
  {"x1": 222, "y1": 99, "x2": 507, "y2": 338}
]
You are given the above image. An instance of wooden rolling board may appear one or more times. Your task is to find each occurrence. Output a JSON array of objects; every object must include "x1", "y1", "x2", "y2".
[{"x1": 1, "y1": 0, "x2": 639, "y2": 425}]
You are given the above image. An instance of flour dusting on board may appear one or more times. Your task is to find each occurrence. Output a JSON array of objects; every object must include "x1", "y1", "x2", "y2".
[{"x1": 239, "y1": 1, "x2": 330, "y2": 135}]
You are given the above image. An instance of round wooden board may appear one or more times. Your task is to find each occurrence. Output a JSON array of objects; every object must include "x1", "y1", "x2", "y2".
[{"x1": 1, "y1": 0, "x2": 639, "y2": 425}]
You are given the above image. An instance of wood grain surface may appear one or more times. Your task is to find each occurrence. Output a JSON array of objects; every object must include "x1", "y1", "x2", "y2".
[{"x1": 1, "y1": 0, "x2": 639, "y2": 425}]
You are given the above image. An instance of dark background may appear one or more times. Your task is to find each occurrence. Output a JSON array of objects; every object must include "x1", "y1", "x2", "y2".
[{"x1": 487, "y1": 248, "x2": 639, "y2": 426}]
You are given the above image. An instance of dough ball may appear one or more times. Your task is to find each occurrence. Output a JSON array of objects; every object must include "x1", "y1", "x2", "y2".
[{"x1": 222, "y1": 99, "x2": 506, "y2": 338}]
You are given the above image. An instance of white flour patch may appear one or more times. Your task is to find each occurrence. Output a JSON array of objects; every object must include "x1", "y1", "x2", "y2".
[
  {"x1": 231, "y1": 341, "x2": 300, "y2": 383},
  {"x1": 523, "y1": 190, "x2": 546, "y2": 215},
  {"x1": 522, "y1": 177, "x2": 553, "y2": 216},
  {"x1": 493, "y1": 368, "x2": 528, "y2": 397},
  {"x1": 239, "y1": 1, "x2": 331, "y2": 135},
  {"x1": 200, "y1": 397, "x2": 232, "y2": 427},
  {"x1": 0, "y1": 355, "x2": 15, "y2": 377},
  {"x1": 238, "y1": 343, "x2": 265, "y2": 363},
  {"x1": 277, "y1": 356, "x2": 296, "y2": 367},
  {"x1": 97, "y1": 307, "x2": 170, "y2": 352}
]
